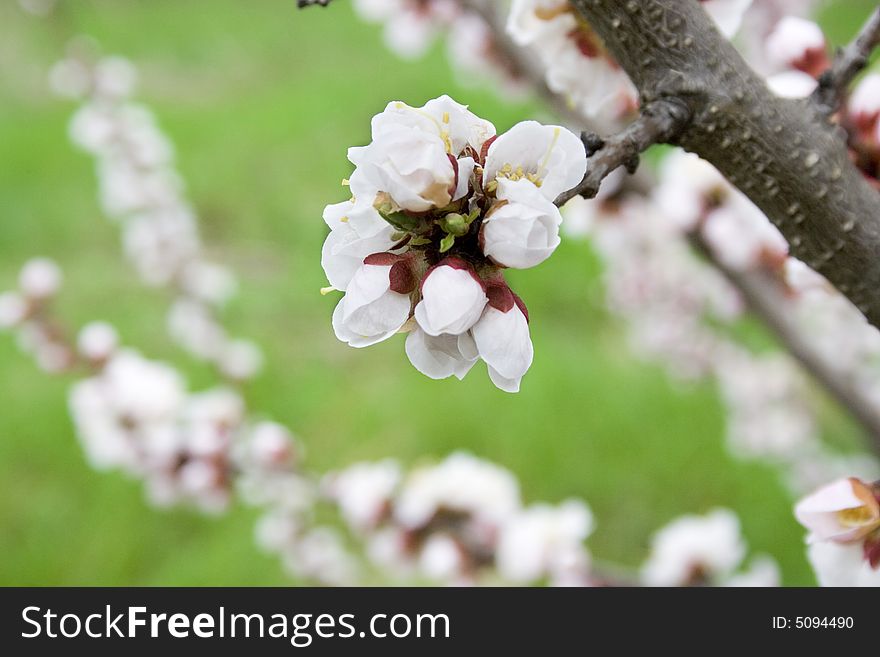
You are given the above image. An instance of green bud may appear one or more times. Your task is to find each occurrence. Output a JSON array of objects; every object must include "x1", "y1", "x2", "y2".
[{"x1": 440, "y1": 212, "x2": 470, "y2": 237}]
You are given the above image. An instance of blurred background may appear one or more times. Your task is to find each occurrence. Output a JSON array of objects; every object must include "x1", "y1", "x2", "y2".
[{"x1": 0, "y1": 0, "x2": 876, "y2": 586}]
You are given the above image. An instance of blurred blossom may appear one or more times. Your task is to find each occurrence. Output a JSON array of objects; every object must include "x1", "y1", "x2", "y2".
[
  {"x1": 641, "y1": 509, "x2": 764, "y2": 586},
  {"x1": 795, "y1": 477, "x2": 880, "y2": 543},
  {"x1": 77, "y1": 321, "x2": 119, "y2": 363},
  {"x1": 496, "y1": 500, "x2": 593, "y2": 585},
  {"x1": 323, "y1": 460, "x2": 401, "y2": 533},
  {"x1": 19, "y1": 258, "x2": 62, "y2": 300}
]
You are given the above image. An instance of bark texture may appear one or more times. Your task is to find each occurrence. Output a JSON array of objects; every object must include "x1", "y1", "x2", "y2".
[{"x1": 571, "y1": 0, "x2": 880, "y2": 326}]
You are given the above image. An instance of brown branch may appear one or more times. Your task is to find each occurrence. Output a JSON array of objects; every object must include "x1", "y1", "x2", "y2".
[
  {"x1": 813, "y1": 6, "x2": 880, "y2": 116},
  {"x1": 690, "y1": 234, "x2": 880, "y2": 452},
  {"x1": 297, "y1": 0, "x2": 332, "y2": 7},
  {"x1": 554, "y1": 99, "x2": 690, "y2": 206},
  {"x1": 570, "y1": 0, "x2": 880, "y2": 331}
]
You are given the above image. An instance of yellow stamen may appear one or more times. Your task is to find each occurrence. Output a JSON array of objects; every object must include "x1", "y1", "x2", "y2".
[
  {"x1": 837, "y1": 506, "x2": 876, "y2": 527},
  {"x1": 320, "y1": 286, "x2": 338, "y2": 296}
]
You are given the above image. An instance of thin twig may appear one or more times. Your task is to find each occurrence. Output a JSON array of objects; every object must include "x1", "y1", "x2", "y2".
[
  {"x1": 296, "y1": 0, "x2": 333, "y2": 8},
  {"x1": 554, "y1": 99, "x2": 691, "y2": 206},
  {"x1": 690, "y1": 234, "x2": 880, "y2": 452},
  {"x1": 813, "y1": 7, "x2": 880, "y2": 115}
]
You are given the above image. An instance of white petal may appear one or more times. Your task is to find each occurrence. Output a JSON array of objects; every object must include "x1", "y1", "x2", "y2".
[
  {"x1": 484, "y1": 121, "x2": 586, "y2": 201},
  {"x1": 321, "y1": 218, "x2": 395, "y2": 291},
  {"x1": 405, "y1": 328, "x2": 478, "y2": 380},
  {"x1": 473, "y1": 305, "x2": 534, "y2": 383},
  {"x1": 332, "y1": 265, "x2": 411, "y2": 347},
  {"x1": 453, "y1": 156, "x2": 476, "y2": 201},
  {"x1": 414, "y1": 265, "x2": 487, "y2": 336},
  {"x1": 482, "y1": 178, "x2": 562, "y2": 269},
  {"x1": 487, "y1": 365, "x2": 522, "y2": 393}
]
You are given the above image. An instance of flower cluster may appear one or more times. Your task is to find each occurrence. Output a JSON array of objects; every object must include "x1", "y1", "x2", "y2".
[
  {"x1": 795, "y1": 477, "x2": 880, "y2": 586},
  {"x1": 324, "y1": 95, "x2": 586, "y2": 392},
  {"x1": 323, "y1": 452, "x2": 594, "y2": 585},
  {"x1": 52, "y1": 48, "x2": 262, "y2": 382},
  {"x1": 506, "y1": 0, "x2": 637, "y2": 123},
  {"x1": 642, "y1": 508, "x2": 779, "y2": 586},
  {"x1": 55, "y1": 316, "x2": 304, "y2": 514}
]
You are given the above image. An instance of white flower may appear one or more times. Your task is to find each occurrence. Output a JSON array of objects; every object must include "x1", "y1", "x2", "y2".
[
  {"x1": 484, "y1": 120, "x2": 586, "y2": 202},
  {"x1": 376, "y1": 95, "x2": 496, "y2": 157},
  {"x1": 849, "y1": 73, "x2": 880, "y2": 124},
  {"x1": 405, "y1": 328, "x2": 478, "y2": 380},
  {"x1": 77, "y1": 321, "x2": 119, "y2": 361},
  {"x1": 349, "y1": 96, "x2": 494, "y2": 212},
  {"x1": 19, "y1": 258, "x2": 62, "y2": 300},
  {"x1": 395, "y1": 452, "x2": 521, "y2": 529},
  {"x1": 349, "y1": 132, "x2": 453, "y2": 213},
  {"x1": 641, "y1": 509, "x2": 747, "y2": 586},
  {"x1": 481, "y1": 178, "x2": 563, "y2": 269},
  {"x1": 323, "y1": 460, "x2": 401, "y2": 532},
  {"x1": 807, "y1": 541, "x2": 880, "y2": 587},
  {"x1": 496, "y1": 500, "x2": 593, "y2": 584},
  {"x1": 507, "y1": 0, "x2": 576, "y2": 47},
  {"x1": 472, "y1": 303, "x2": 533, "y2": 393},
  {"x1": 414, "y1": 260, "x2": 487, "y2": 336},
  {"x1": 101, "y1": 350, "x2": 186, "y2": 425},
  {"x1": 794, "y1": 477, "x2": 880, "y2": 543},
  {"x1": 765, "y1": 16, "x2": 826, "y2": 71},
  {"x1": 247, "y1": 422, "x2": 296, "y2": 469},
  {"x1": 700, "y1": 0, "x2": 752, "y2": 38},
  {"x1": 321, "y1": 199, "x2": 397, "y2": 291},
  {"x1": 332, "y1": 261, "x2": 412, "y2": 347}
]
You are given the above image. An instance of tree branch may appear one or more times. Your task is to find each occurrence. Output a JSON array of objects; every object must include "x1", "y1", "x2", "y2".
[
  {"x1": 554, "y1": 98, "x2": 690, "y2": 206},
  {"x1": 813, "y1": 6, "x2": 880, "y2": 116},
  {"x1": 296, "y1": 0, "x2": 332, "y2": 7},
  {"x1": 689, "y1": 234, "x2": 880, "y2": 450},
  {"x1": 570, "y1": 0, "x2": 880, "y2": 331}
]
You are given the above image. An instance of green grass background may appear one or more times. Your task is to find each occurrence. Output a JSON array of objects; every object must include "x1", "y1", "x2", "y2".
[{"x1": 0, "y1": 0, "x2": 875, "y2": 586}]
